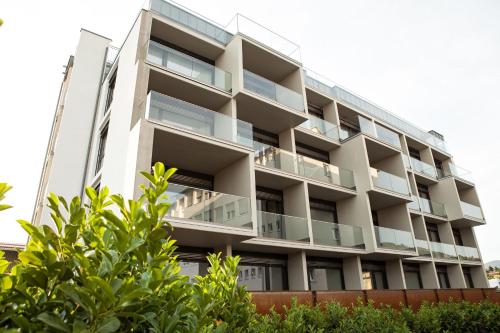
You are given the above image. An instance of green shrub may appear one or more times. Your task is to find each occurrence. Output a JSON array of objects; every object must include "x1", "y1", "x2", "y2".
[
  {"x1": 336, "y1": 300, "x2": 411, "y2": 333},
  {"x1": 0, "y1": 164, "x2": 255, "y2": 332}
]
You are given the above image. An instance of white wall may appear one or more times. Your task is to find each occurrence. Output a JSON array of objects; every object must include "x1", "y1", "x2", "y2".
[{"x1": 39, "y1": 30, "x2": 110, "y2": 227}]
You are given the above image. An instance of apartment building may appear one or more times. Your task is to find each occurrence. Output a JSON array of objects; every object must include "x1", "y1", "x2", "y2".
[{"x1": 33, "y1": 0, "x2": 489, "y2": 291}]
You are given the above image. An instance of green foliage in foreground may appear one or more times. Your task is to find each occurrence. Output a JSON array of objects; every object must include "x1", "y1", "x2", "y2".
[
  {"x1": 0, "y1": 166, "x2": 499, "y2": 332},
  {"x1": 250, "y1": 299, "x2": 500, "y2": 333},
  {"x1": 0, "y1": 164, "x2": 253, "y2": 332}
]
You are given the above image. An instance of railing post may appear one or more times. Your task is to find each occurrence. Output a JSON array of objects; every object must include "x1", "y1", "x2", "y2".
[{"x1": 403, "y1": 289, "x2": 408, "y2": 308}]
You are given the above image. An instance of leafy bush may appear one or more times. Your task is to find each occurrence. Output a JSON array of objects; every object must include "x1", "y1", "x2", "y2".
[{"x1": 0, "y1": 163, "x2": 255, "y2": 332}]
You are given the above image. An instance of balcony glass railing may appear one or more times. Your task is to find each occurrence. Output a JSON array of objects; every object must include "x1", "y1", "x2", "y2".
[
  {"x1": 303, "y1": 70, "x2": 450, "y2": 155},
  {"x1": 460, "y1": 201, "x2": 484, "y2": 221},
  {"x1": 165, "y1": 183, "x2": 252, "y2": 229},
  {"x1": 149, "y1": 0, "x2": 233, "y2": 45},
  {"x1": 257, "y1": 211, "x2": 309, "y2": 242},
  {"x1": 444, "y1": 164, "x2": 474, "y2": 184},
  {"x1": 225, "y1": 14, "x2": 301, "y2": 62},
  {"x1": 253, "y1": 142, "x2": 297, "y2": 174},
  {"x1": 419, "y1": 197, "x2": 447, "y2": 218},
  {"x1": 415, "y1": 239, "x2": 432, "y2": 257},
  {"x1": 243, "y1": 69, "x2": 305, "y2": 112},
  {"x1": 147, "y1": 91, "x2": 253, "y2": 148},
  {"x1": 147, "y1": 40, "x2": 232, "y2": 92},
  {"x1": 356, "y1": 116, "x2": 401, "y2": 148},
  {"x1": 456, "y1": 245, "x2": 481, "y2": 262},
  {"x1": 374, "y1": 226, "x2": 415, "y2": 251},
  {"x1": 254, "y1": 142, "x2": 356, "y2": 190},
  {"x1": 374, "y1": 123, "x2": 402, "y2": 149},
  {"x1": 296, "y1": 155, "x2": 356, "y2": 190},
  {"x1": 410, "y1": 157, "x2": 437, "y2": 179},
  {"x1": 408, "y1": 195, "x2": 421, "y2": 211},
  {"x1": 298, "y1": 116, "x2": 339, "y2": 141},
  {"x1": 311, "y1": 220, "x2": 365, "y2": 249},
  {"x1": 370, "y1": 168, "x2": 410, "y2": 196},
  {"x1": 430, "y1": 241, "x2": 458, "y2": 260}
]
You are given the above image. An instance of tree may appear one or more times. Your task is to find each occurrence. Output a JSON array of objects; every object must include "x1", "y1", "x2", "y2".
[{"x1": 0, "y1": 163, "x2": 255, "y2": 332}]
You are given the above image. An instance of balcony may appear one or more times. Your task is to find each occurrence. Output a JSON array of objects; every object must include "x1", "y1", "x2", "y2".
[
  {"x1": 430, "y1": 241, "x2": 458, "y2": 261},
  {"x1": 415, "y1": 239, "x2": 432, "y2": 257},
  {"x1": 419, "y1": 197, "x2": 447, "y2": 219},
  {"x1": 460, "y1": 201, "x2": 484, "y2": 221},
  {"x1": 408, "y1": 195, "x2": 421, "y2": 212},
  {"x1": 257, "y1": 211, "x2": 309, "y2": 242},
  {"x1": 311, "y1": 220, "x2": 365, "y2": 249},
  {"x1": 296, "y1": 155, "x2": 356, "y2": 190},
  {"x1": 253, "y1": 142, "x2": 356, "y2": 190},
  {"x1": 150, "y1": 0, "x2": 232, "y2": 45},
  {"x1": 374, "y1": 226, "x2": 415, "y2": 252},
  {"x1": 166, "y1": 183, "x2": 252, "y2": 230},
  {"x1": 409, "y1": 157, "x2": 437, "y2": 180},
  {"x1": 243, "y1": 69, "x2": 304, "y2": 113},
  {"x1": 147, "y1": 40, "x2": 231, "y2": 92},
  {"x1": 441, "y1": 164, "x2": 474, "y2": 185},
  {"x1": 370, "y1": 168, "x2": 410, "y2": 196},
  {"x1": 456, "y1": 245, "x2": 481, "y2": 262},
  {"x1": 147, "y1": 91, "x2": 253, "y2": 148},
  {"x1": 297, "y1": 117, "x2": 339, "y2": 142}
]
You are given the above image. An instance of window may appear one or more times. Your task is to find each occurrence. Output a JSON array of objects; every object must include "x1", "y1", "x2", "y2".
[
  {"x1": 295, "y1": 142, "x2": 330, "y2": 163},
  {"x1": 176, "y1": 247, "x2": 210, "y2": 283},
  {"x1": 436, "y1": 266, "x2": 450, "y2": 288},
  {"x1": 371, "y1": 210, "x2": 379, "y2": 226},
  {"x1": 225, "y1": 202, "x2": 236, "y2": 220},
  {"x1": 309, "y1": 198, "x2": 338, "y2": 223},
  {"x1": 361, "y1": 261, "x2": 388, "y2": 290},
  {"x1": 404, "y1": 264, "x2": 423, "y2": 289},
  {"x1": 256, "y1": 187, "x2": 284, "y2": 214},
  {"x1": 95, "y1": 123, "x2": 108, "y2": 174},
  {"x1": 235, "y1": 251, "x2": 288, "y2": 291},
  {"x1": 434, "y1": 159, "x2": 444, "y2": 178},
  {"x1": 408, "y1": 147, "x2": 421, "y2": 160},
  {"x1": 452, "y1": 229, "x2": 463, "y2": 246},
  {"x1": 307, "y1": 258, "x2": 344, "y2": 291},
  {"x1": 308, "y1": 103, "x2": 324, "y2": 119},
  {"x1": 463, "y1": 267, "x2": 474, "y2": 288},
  {"x1": 426, "y1": 223, "x2": 440, "y2": 242},
  {"x1": 417, "y1": 183, "x2": 430, "y2": 200},
  {"x1": 105, "y1": 70, "x2": 117, "y2": 112}
]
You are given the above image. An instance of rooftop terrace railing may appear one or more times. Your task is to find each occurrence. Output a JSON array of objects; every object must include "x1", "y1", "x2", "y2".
[
  {"x1": 225, "y1": 13, "x2": 301, "y2": 63},
  {"x1": 149, "y1": 0, "x2": 233, "y2": 44},
  {"x1": 303, "y1": 69, "x2": 450, "y2": 155}
]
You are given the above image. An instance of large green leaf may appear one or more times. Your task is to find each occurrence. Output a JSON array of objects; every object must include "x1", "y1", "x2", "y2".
[
  {"x1": 36, "y1": 312, "x2": 70, "y2": 332},
  {"x1": 95, "y1": 316, "x2": 120, "y2": 333}
]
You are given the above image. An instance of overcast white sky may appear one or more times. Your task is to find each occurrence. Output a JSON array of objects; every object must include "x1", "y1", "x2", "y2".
[{"x1": 0, "y1": 0, "x2": 499, "y2": 262}]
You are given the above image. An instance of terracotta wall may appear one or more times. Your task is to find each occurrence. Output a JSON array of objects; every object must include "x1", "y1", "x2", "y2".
[{"x1": 251, "y1": 288, "x2": 499, "y2": 314}]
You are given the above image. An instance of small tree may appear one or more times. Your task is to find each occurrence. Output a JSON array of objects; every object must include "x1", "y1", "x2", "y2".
[{"x1": 0, "y1": 163, "x2": 255, "y2": 332}]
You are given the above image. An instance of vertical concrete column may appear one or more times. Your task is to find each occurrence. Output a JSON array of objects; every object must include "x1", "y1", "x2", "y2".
[
  {"x1": 283, "y1": 182, "x2": 311, "y2": 244},
  {"x1": 324, "y1": 102, "x2": 339, "y2": 126},
  {"x1": 420, "y1": 262, "x2": 439, "y2": 288},
  {"x1": 343, "y1": 256, "x2": 363, "y2": 290},
  {"x1": 447, "y1": 264, "x2": 466, "y2": 288},
  {"x1": 131, "y1": 121, "x2": 154, "y2": 199},
  {"x1": 214, "y1": 243, "x2": 232, "y2": 259},
  {"x1": 288, "y1": 251, "x2": 308, "y2": 290},
  {"x1": 214, "y1": 155, "x2": 255, "y2": 231},
  {"x1": 470, "y1": 265, "x2": 489, "y2": 288},
  {"x1": 386, "y1": 259, "x2": 406, "y2": 289}
]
